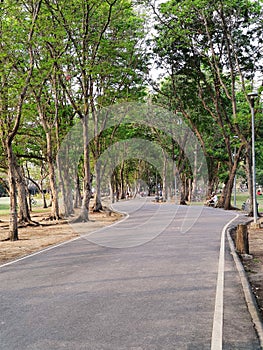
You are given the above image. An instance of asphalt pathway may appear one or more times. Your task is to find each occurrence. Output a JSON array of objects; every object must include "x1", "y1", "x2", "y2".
[{"x1": 0, "y1": 198, "x2": 261, "y2": 349}]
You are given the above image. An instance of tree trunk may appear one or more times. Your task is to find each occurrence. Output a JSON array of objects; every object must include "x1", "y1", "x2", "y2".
[
  {"x1": 188, "y1": 178, "x2": 192, "y2": 202},
  {"x1": 120, "y1": 160, "x2": 125, "y2": 199},
  {"x1": 57, "y1": 155, "x2": 74, "y2": 217},
  {"x1": 73, "y1": 171, "x2": 82, "y2": 208},
  {"x1": 41, "y1": 184, "x2": 48, "y2": 209},
  {"x1": 93, "y1": 161, "x2": 103, "y2": 212},
  {"x1": 162, "y1": 152, "x2": 167, "y2": 201},
  {"x1": 192, "y1": 143, "x2": 198, "y2": 200},
  {"x1": 66, "y1": 174, "x2": 74, "y2": 216},
  {"x1": 223, "y1": 172, "x2": 235, "y2": 210},
  {"x1": 46, "y1": 131, "x2": 60, "y2": 220},
  {"x1": 180, "y1": 174, "x2": 187, "y2": 205},
  {"x1": 217, "y1": 170, "x2": 235, "y2": 210},
  {"x1": 236, "y1": 224, "x2": 249, "y2": 254},
  {"x1": 6, "y1": 143, "x2": 18, "y2": 241},
  {"x1": 109, "y1": 179, "x2": 114, "y2": 204},
  {"x1": 74, "y1": 115, "x2": 92, "y2": 222},
  {"x1": 15, "y1": 164, "x2": 32, "y2": 224}
]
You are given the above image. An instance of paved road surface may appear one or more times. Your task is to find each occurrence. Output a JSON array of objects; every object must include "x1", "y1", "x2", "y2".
[{"x1": 0, "y1": 198, "x2": 261, "y2": 349}]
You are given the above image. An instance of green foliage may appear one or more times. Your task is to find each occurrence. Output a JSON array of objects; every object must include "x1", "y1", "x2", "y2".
[{"x1": 151, "y1": 0, "x2": 263, "y2": 198}]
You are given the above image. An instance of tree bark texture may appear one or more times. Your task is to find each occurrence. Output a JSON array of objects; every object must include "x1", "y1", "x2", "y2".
[
  {"x1": 46, "y1": 131, "x2": 60, "y2": 220},
  {"x1": 6, "y1": 143, "x2": 18, "y2": 241},
  {"x1": 236, "y1": 224, "x2": 249, "y2": 254},
  {"x1": 15, "y1": 164, "x2": 32, "y2": 224}
]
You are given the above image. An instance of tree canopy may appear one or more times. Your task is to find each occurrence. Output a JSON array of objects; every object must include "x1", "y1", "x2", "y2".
[{"x1": 0, "y1": 0, "x2": 262, "y2": 240}]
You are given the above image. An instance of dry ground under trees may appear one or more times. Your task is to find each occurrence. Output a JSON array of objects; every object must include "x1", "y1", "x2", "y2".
[{"x1": 0, "y1": 204, "x2": 122, "y2": 265}]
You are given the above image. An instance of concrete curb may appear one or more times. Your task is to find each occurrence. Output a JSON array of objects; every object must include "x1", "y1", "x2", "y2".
[{"x1": 226, "y1": 228, "x2": 263, "y2": 349}]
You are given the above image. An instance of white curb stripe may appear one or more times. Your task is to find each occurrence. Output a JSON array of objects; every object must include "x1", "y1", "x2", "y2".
[
  {"x1": 211, "y1": 214, "x2": 239, "y2": 350},
  {"x1": 226, "y1": 227, "x2": 263, "y2": 348},
  {"x1": 0, "y1": 236, "x2": 81, "y2": 268}
]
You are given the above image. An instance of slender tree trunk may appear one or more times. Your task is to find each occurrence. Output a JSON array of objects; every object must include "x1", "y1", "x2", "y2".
[
  {"x1": 25, "y1": 162, "x2": 48, "y2": 209},
  {"x1": 41, "y1": 182, "x2": 48, "y2": 209},
  {"x1": 46, "y1": 131, "x2": 60, "y2": 220},
  {"x1": 188, "y1": 178, "x2": 192, "y2": 202},
  {"x1": 65, "y1": 174, "x2": 74, "y2": 216},
  {"x1": 93, "y1": 161, "x2": 103, "y2": 212},
  {"x1": 109, "y1": 179, "x2": 114, "y2": 204},
  {"x1": 162, "y1": 153, "x2": 167, "y2": 200},
  {"x1": 74, "y1": 115, "x2": 92, "y2": 222},
  {"x1": 6, "y1": 143, "x2": 18, "y2": 241},
  {"x1": 192, "y1": 143, "x2": 198, "y2": 200},
  {"x1": 57, "y1": 154, "x2": 73, "y2": 217},
  {"x1": 120, "y1": 160, "x2": 125, "y2": 199},
  {"x1": 73, "y1": 171, "x2": 82, "y2": 208}
]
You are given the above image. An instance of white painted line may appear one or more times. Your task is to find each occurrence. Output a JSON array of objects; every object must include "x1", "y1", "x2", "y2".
[
  {"x1": 0, "y1": 236, "x2": 82, "y2": 268},
  {"x1": 211, "y1": 214, "x2": 239, "y2": 350},
  {"x1": 226, "y1": 228, "x2": 263, "y2": 348},
  {"x1": 0, "y1": 208, "x2": 128, "y2": 269}
]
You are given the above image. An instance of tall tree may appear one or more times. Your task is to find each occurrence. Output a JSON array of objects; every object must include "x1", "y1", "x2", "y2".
[
  {"x1": 151, "y1": 0, "x2": 263, "y2": 210},
  {"x1": 43, "y1": 0, "x2": 148, "y2": 220},
  {"x1": 0, "y1": 0, "x2": 42, "y2": 240}
]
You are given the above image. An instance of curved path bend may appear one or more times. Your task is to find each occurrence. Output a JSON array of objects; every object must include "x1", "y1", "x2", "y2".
[{"x1": 0, "y1": 198, "x2": 261, "y2": 349}]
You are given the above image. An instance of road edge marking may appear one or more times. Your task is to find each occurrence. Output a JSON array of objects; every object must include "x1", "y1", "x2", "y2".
[
  {"x1": 226, "y1": 226, "x2": 263, "y2": 348},
  {"x1": 211, "y1": 214, "x2": 239, "y2": 350},
  {"x1": 0, "y1": 235, "x2": 82, "y2": 268},
  {"x1": 0, "y1": 208, "x2": 129, "y2": 269}
]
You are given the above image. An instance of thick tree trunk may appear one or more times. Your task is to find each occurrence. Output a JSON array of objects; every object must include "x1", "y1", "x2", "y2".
[
  {"x1": 15, "y1": 164, "x2": 33, "y2": 224},
  {"x1": 58, "y1": 157, "x2": 74, "y2": 217},
  {"x1": 217, "y1": 144, "x2": 243, "y2": 210},
  {"x1": 217, "y1": 170, "x2": 235, "y2": 210},
  {"x1": 180, "y1": 174, "x2": 187, "y2": 205},
  {"x1": 236, "y1": 224, "x2": 249, "y2": 254}
]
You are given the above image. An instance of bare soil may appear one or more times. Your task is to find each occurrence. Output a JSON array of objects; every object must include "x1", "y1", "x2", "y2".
[
  {"x1": 241, "y1": 221, "x2": 263, "y2": 319},
  {"x1": 0, "y1": 206, "x2": 122, "y2": 265}
]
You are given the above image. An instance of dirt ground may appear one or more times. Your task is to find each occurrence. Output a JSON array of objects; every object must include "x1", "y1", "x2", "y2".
[
  {"x1": 0, "y1": 203, "x2": 263, "y2": 322},
  {"x1": 241, "y1": 221, "x2": 263, "y2": 320},
  {"x1": 0, "y1": 205, "x2": 122, "y2": 265}
]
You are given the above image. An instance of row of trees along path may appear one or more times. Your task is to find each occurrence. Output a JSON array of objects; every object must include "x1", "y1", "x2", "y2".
[{"x1": 0, "y1": 0, "x2": 262, "y2": 240}]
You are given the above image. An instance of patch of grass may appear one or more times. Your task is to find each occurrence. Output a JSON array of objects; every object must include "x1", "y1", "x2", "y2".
[
  {"x1": 231, "y1": 191, "x2": 263, "y2": 211},
  {"x1": 0, "y1": 204, "x2": 10, "y2": 215},
  {"x1": 0, "y1": 196, "x2": 50, "y2": 218},
  {"x1": 253, "y1": 258, "x2": 261, "y2": 264},
  {"x1": 0, "y1": 198, "x2": 10, "y2": 215}
]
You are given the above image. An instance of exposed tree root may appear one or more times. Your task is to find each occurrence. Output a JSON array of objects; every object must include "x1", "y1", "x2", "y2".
[
  {"x1": 18, "y1": 219, "x2": 40, "y2": 227},
  {"x1": 71, "y1": 215, "x2": 89, "y2": 223}
]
